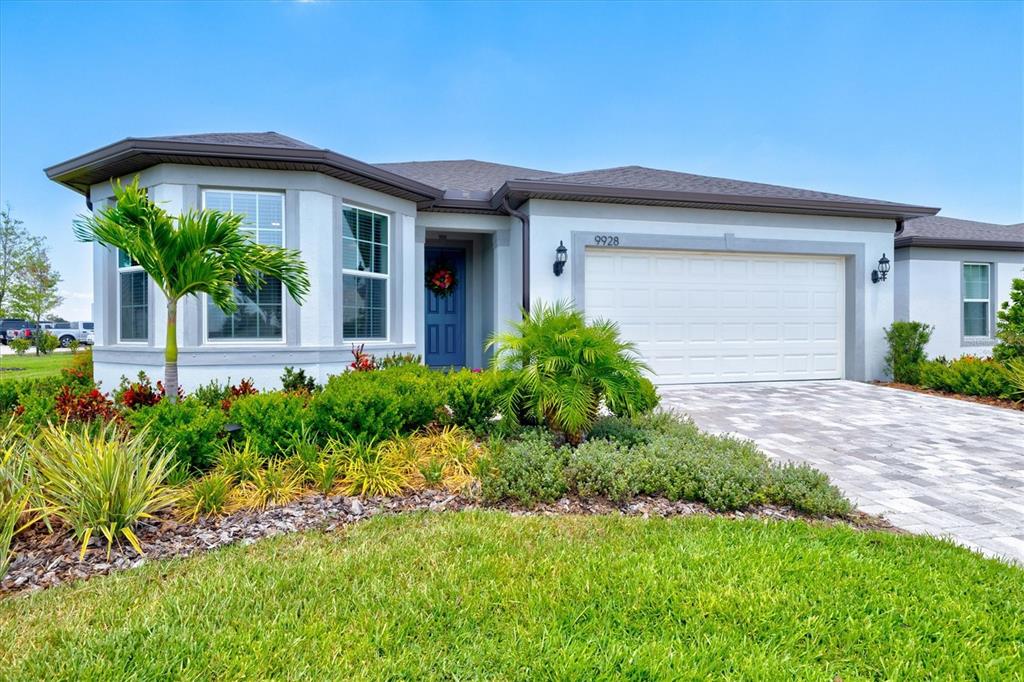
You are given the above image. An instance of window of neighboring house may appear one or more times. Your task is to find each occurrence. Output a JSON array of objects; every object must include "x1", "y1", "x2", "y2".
[
  {"x1": 963, "y1": 262, "x2": 992, "y2": 338},
  {"x1": 202, "y1": 190, "x2": 285, "y2": 341},
  {"x1": 118, "y1": 249, "x2": 149, "y2": 342},
  {"x1": 341, "y1": 206, "x2": 389, "y2": 340}
]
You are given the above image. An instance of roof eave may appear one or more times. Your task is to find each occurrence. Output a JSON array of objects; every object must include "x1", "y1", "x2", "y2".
[
  {"x1": 45, "y1": 138, "x2": 443, "y2": 202},
  {"x1": 492, "y1": 180, "x2": 939, "y2": 220},
  {"x1": 895, "y1": 236, "x2": 1024, "y2": 251}
]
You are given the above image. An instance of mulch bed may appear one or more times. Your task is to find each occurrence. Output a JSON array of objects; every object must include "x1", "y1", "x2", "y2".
[
  {"x1": 877, "y1": 382, "x2": 1023, "y2": 411},
  {"x1": 1, "y1": 491, "x2": 897, "y2": 598}
]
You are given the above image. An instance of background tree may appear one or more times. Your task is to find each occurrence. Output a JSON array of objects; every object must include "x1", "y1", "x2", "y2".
[
  {"x1": 0, "y1": 204, "x2": 44, "y2": 317},
  {"x1": 10, "y1": 247, "x2": 63, "y2": 354},
  {"x1": 73, "y1": 179, "x2": 310, "y2": 401}
]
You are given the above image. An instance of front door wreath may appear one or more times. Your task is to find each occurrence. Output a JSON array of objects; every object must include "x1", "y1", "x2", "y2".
[{"x1": 426, "y1": 261, "x2": 458, "y2": 297}]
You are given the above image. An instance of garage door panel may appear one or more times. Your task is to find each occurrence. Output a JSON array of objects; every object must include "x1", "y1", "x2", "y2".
[{"x1": 585, "y1": 248, "x2": 844, "y2": 384}]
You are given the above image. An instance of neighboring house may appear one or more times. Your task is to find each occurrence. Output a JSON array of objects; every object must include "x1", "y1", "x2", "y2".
[
  {"x1": 46, "y1": 132, "x2": 942, "y2": 390},
  {"x1": 895, "y1": 216, "x2": 1024, "y2": 359}
]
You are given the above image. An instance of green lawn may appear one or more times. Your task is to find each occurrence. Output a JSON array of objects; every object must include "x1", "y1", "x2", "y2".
[
  {"x1": 1, "y1": 513, "x2": 1020, "y2": 679},
  {"x1": 0, "y1": 351, "x2": 75, "y2": 381}
]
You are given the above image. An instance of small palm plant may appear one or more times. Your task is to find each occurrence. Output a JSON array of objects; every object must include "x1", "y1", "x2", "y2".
[
  {"x1": 486, "y1": 300, "x2": 650, "y2": 443},
  {"x1": 74, "y1": 179, "x2": 310, "y2": 401}
]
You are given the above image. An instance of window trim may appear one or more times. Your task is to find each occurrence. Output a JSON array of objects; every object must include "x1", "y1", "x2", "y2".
[
  {"x1": 961, "y1": 261, "x2": 993, "y2": 340},
  {"x1": 341, "y1": 203, "x2": 391, "y2": 343},
  {"x1": 116, "y1": 249, "x2": 149, "y2": 344},
  {"x1": 200, "y1": 188, "x2": 288, "y2": 345}
]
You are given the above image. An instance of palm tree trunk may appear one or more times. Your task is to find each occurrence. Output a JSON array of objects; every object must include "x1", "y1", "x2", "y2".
[{"x1": 165, "y1": 299, "x2": 179, "y2": 403}]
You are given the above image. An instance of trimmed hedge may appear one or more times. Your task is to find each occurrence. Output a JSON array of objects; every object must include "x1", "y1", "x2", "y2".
[
  {"x1": 229, "y1": 392, "x2": 310, "y2": 456},
  {"x1": 126, "y1": 399, "x2": 227, "y2": 472},
  {"x1": 311, "y1": 365, "x2": 444, "y2": 442}
]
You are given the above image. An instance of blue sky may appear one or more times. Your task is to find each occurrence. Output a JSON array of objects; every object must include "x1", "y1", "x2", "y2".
[{"x1": 1, "y1": 0, "x2": 1021, "y2": 320}]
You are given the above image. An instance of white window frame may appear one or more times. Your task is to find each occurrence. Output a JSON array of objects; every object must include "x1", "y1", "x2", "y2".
[
  {"x1": 116, "y1": 249, "x2": 149, "y2": 344},
  {"x1": 962, "y1": 262, "x2": 992, "y2": 339},
  {"x1": 341, "y1": 203, "x2": 390, "y2": 343},
  {"x1": 201, "y1": 189, "x2": 287, "y2": 345}
]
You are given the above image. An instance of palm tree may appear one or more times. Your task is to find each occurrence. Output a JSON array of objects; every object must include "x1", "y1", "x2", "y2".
[
  {"x1": 486, "y1": 300, "x2": 649, "y2": 443},
  {"x1": 73, "y1": 179, "x2": 310, "y2": 401}
]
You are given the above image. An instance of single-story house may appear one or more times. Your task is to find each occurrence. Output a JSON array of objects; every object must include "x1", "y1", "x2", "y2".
[
  {"x1": 894, "y1": 216, "x2": 1024, "y2": 359},
  {"x1": 44, "y1": 131, "x2": 1015, "y2": 390}
]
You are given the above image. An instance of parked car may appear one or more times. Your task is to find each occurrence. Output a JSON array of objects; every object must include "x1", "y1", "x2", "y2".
[
  {"x1": 0, "y1": 318, "x2": 31, "y2": 344},
  {"x1": 47, "y1": 321, "x2": 95, "y2": 348}
]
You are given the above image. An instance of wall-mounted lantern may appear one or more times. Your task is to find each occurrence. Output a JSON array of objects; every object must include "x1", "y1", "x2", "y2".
[
  {"x1": 871, "y1": 253, "x2": 890, "y2": 284},
  {"x1": 553, "y1": 240, "x2": 568, "y2": 276}
]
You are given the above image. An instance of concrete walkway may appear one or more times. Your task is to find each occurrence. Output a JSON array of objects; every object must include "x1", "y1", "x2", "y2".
[{"x1": 659, "y1": 380, "x2": 1024, "y2": 564}]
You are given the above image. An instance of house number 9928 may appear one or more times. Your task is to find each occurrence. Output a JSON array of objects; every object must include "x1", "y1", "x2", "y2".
[{"x1": 593, "y1": 235, "x2": 620, "y2": 246}]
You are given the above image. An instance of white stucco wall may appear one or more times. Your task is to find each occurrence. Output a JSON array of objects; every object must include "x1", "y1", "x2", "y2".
[
  {"x1": 525, "y1": 200, "x2": 897, "y2": 381},
  {"x1": 895, "y1": 246, "x2": 1024, "y2": 359}
]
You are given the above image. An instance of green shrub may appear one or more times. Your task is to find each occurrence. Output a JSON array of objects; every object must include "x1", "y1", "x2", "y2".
[
  {"x1": 311, "y1": 365, "x2": 443, "y2": 441},
  {"x1": 31, "y1": 332, "x2": 59, "y2": 355},
  {"x1": 281, "y1": 366, "x2": 318, "y2": 393},
  {"x1": 443, "y1": 369, "x2": 515, "y2": 435},
  {"x1": 189, "y1": 379, "x2": 231, "y2": 409},
  {"x1": 993, "y1": 277, "x2": 1024, "y2": 362},
  {"x1": 487, "y1": 415, "x2": 850, "y2": 515},
  {"x1": 228, "y1": 392, "x2": 310, "y2": 456},
  {"x1": 765, "y1": 463, "x2": 852, "y2": 516},
  {"x1": 586, "y1": 416, "x2": 652, "y2": 447},
  {"x1": 30, "y1": 423, "x2": 179, "y2": 558},
  {"x1": 9, "y1": 338, "x2": 30, "y2": 355},
  {"x1": 918, "y1": 356, "x2": 1013, "y2": 398},
  {"x1": 0, "y1": 382, "x2": 18, "y2": 413},
  {"x1": 16, "y1": 390, "x2": 57, "y2": 429},
  {"x1": 487, "y1": 300, "x2": 650, "y2": 443},
  {"x1": 127, "y1": 398, "x2": 226, "y2": 473},
  {"x1": 609, "y1": 376, "x2": 660, "y2": 417},
  {"x1": 479, "y1": 430, "x2": 568, "y2": 505},
  {"x1": 884, "y1": 321, "x2": 933, "y2": 384}
]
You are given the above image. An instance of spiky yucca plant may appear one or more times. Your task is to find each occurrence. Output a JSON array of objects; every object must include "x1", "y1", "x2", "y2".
[
  {"x1": 486, "y1": 300, "x2": 649, "y2": 443},
  {"x1": 73, "y1": 179, "x2": 310, "y2": 401},
  {"x1": 31, "y1": 423, "x2": 179, "y2": 558}
]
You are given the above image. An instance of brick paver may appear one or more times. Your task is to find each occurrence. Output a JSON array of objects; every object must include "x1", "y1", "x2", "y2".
[{"x1": 659, "y1": 380, "x2": 1024, "y2": 564}]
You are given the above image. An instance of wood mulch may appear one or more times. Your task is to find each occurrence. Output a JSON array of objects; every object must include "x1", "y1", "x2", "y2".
[
  {"x1": 876, "y1": 382, "x2": 1023, "y2": 411},
  {"x1": 1, "y1": 491, "x2": 897, "y2": 598}
]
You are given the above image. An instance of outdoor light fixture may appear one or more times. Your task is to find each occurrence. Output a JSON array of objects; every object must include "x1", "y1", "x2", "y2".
[
  {"x1": 871, "y1": 253, "x2": 890, "y2": 284},
  {"x1": 553, "y1": 240, "x2": 568, "y2": 276}
]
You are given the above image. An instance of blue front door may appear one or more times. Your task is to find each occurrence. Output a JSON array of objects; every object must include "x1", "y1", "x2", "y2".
[{"x1": 425, "y1": 247, "x2": 466, "y2": 368}]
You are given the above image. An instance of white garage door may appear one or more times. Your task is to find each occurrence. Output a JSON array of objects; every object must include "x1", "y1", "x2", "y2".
[{"x1": 584, "y1": 249, "x2": 845, "y2": 384}]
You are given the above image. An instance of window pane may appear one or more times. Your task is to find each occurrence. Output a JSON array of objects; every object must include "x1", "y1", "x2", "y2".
[
  {"x1": 119, "y1": 271, "x2": 148, "y2": 341},
  {"x1": 208, "y1": 276, "x2": 283, "y2": 340},
  {"x1": 963, "y1": 264, "x2": 989, "y2": 299},
  {"x1": 342, "y1": 208, "x2": 358, "y2": 240},
  {"x1": 342, "y1": 274, "x2": 386, "y2": 339},
  {"x1": 964, "y1": 302, "x2": 988, "y2": 336},
  {"x1": 205, "y1": 191, "x2": 232, "y2": 212},
  {"x1": 232, "y1": 193, "x2": 258, "y2": 228},
  {"x1": 117, "y1": 249, "x2": 132, "y2": 269}
]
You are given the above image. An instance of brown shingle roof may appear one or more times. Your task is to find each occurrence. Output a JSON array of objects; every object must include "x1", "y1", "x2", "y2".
[
  {"x1": 531, "y1": 165, "x2": 909, "y2": 207},
  {"x1": 46, "y1": 131, "x2": 940, "y2": 219},
  {"x1": 375, "y1": 160, "x2": 558, "y2": 198},
  {"x1": 897, "y1": 216, "x2": 1024, "y2": 250},
  {"x1": 142, "y1": 132, "x2": 321, "y2": 150}
]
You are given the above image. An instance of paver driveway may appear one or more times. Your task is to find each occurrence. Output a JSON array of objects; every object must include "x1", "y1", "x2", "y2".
[{"x1": 659, "y1": 380, "x2": 1024, "y2": 564}]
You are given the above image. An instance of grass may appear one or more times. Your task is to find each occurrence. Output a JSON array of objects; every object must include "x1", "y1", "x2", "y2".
[
  {"x1": 1, "y1": 513, "x2": 1021, "y2": 679},
  {"x1": 0, "y1": 351, "x2": 75, "y2": 381}
]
